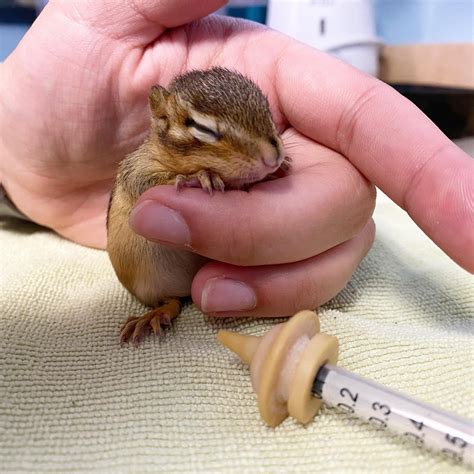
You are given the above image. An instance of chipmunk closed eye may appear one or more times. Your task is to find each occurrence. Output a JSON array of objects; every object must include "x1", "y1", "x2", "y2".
[
  {"x1": 107, "y1": 67, "x2": 289, "y2": 344},
  {"x1": 184, "y1": 116, "x2": 221, "y2": 143}
]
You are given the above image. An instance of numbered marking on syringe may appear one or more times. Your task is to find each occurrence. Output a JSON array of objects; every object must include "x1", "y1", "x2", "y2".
[
  {"x1": 336, "y1": 387, "x2": 358, "y2": 415},
  {"x1": 335, "y1": 387, "x2": 467, "y2": 459},
  {"x1": 440, "y1": 433, "x2": 468, "y2": 463},
  {"x1": 314, "y1": 365, "x2": 473, "y2": 467},
  {"x1": 333, "y1": 386, "x2": 391, "y2": 429},
  {"x1": 403, "y1": 419, "x2": 426, "y2": 447},
  {"x1": 369, "y1": 402, "x2": 391, "y2": 429},
  {"x1": 403, "y1": 418, "x2": 468, "y2": 461}
]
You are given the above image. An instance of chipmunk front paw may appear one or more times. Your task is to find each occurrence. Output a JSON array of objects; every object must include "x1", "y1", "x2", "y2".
[{"x1": 175, "y1": 170, "x2": 225, "y2": 195}]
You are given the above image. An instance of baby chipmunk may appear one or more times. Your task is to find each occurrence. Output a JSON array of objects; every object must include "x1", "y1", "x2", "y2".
[{"x1": 107, "y1": 67, "x2": 289, "y2": 344}]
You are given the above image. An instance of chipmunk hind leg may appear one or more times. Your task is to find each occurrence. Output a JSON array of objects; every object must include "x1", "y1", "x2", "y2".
[{"x1": 119, "y1": 297, "x2": 182, "y2": 345}]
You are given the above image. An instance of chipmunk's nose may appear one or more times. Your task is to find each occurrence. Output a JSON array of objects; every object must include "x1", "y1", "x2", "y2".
[
  {"x1": 262, "y1": 155, "x2": 280, "y2": 168},
  {"x1": 260, "y1": 139, "x2": 283, "y2": 168}
]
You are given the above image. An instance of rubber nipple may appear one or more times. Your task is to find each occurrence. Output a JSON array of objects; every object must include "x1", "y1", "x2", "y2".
[{"x1": 217, "y1": 310, "x2": 339, "y2": 427}]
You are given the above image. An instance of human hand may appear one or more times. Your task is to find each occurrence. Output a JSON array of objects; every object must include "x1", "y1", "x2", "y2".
[{"x1": 0, "y1": 1, "x2": 471, "y2": 317}]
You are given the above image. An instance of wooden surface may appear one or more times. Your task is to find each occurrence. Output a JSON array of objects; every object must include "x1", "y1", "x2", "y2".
[{"x1": 380, "y1": 43, "x2": 474, "y2": 90}]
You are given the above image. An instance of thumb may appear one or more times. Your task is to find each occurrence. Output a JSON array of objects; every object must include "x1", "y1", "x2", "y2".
[{"x1": 55, "y1": 0, "x2": 227, "y2": 44}]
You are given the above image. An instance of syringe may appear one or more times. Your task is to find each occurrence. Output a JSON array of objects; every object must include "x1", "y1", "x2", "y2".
[
  {"x1": 313, "y1": 364, "x2": 473, "y2": 467},
  {"x1": 217, "y1": 310, "x2": 474, "y2": 468}
]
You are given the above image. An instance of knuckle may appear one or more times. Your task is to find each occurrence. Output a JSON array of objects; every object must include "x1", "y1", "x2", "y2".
[
  {"x1": 338, "y1": 163, "x2": 377, "y2": 234},
  {"x1": 336, "y1": 82, "x2": 383, "y2": 157},
  {"x1": 288, "y1": 266, "x2": 330, "y2": 312},
  {"x1": 220, "y1": 217, "x2": 261, "y2": 266}
]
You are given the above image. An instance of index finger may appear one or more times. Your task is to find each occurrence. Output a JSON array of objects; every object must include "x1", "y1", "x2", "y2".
[{"x1": 274, "y1": 40, "x2": 473, "y2": 272}]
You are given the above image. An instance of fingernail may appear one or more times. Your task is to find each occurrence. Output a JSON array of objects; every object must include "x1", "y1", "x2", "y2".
[
  {"x1": 129, "y1": 200, "x2": 191, "y2": 246},
  {"x1": 201, "y1": 278, "x2": 257, "y2": 313}
]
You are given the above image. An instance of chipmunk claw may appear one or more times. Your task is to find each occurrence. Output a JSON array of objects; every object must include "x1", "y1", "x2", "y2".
[
  {"x1": 175, "y1": 175, "x2": 186, "y2": 192},
  {"x1": 280, "y1": 155, "x2": 292, "y2": 173},
  {"x1": 197, "y1": 170, "x2": 213, "y2": 194},
  {"x1": 211, "y1": 173, "x2": 225, "y2": 193},
  {"x1": 174, "y1": 171, "x2": 225, "y2": 195}
]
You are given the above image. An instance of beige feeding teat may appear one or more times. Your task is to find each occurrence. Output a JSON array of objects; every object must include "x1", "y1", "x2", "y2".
[{"x1": 217, "y1": 310, "x2": 339, "y2": 427}]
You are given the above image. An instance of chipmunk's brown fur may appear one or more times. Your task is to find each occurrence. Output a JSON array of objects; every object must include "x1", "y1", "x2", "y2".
[{"x1": 107, "y1": 68, "x2": 287, "y2": 344}]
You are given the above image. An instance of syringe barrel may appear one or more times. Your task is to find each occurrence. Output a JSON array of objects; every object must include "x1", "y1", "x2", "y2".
[{"x1": 313, "y1": 364, "x2": 474, "y2": 467}]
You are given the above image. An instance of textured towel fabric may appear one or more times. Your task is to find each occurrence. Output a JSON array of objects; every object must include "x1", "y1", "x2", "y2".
[{"x1": 1, "y1": 141, "x2": 473, "y2": 473}]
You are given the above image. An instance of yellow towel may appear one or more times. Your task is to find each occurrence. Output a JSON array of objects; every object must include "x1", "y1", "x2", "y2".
[{"x1": 1, "y1": 141, "x2": 472, "y2": 473}]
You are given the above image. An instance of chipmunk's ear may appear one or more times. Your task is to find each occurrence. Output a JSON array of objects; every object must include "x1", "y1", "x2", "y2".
[
  {"x1": 149, "y1": 85, "x2": 170, "y2": 134},
  {"x1": 149, "y1": 85, "x2": 170, "y2": 118}
]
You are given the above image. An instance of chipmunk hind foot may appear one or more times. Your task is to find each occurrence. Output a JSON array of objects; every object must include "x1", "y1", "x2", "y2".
[{"x1": 119, "y1": 297, "x2": 182, "y2": 345}]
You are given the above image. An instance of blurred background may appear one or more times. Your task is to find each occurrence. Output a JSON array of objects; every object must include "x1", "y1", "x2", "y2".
[{"x1": 1, "y1": 0, "x2": 473, "y2": 138}]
